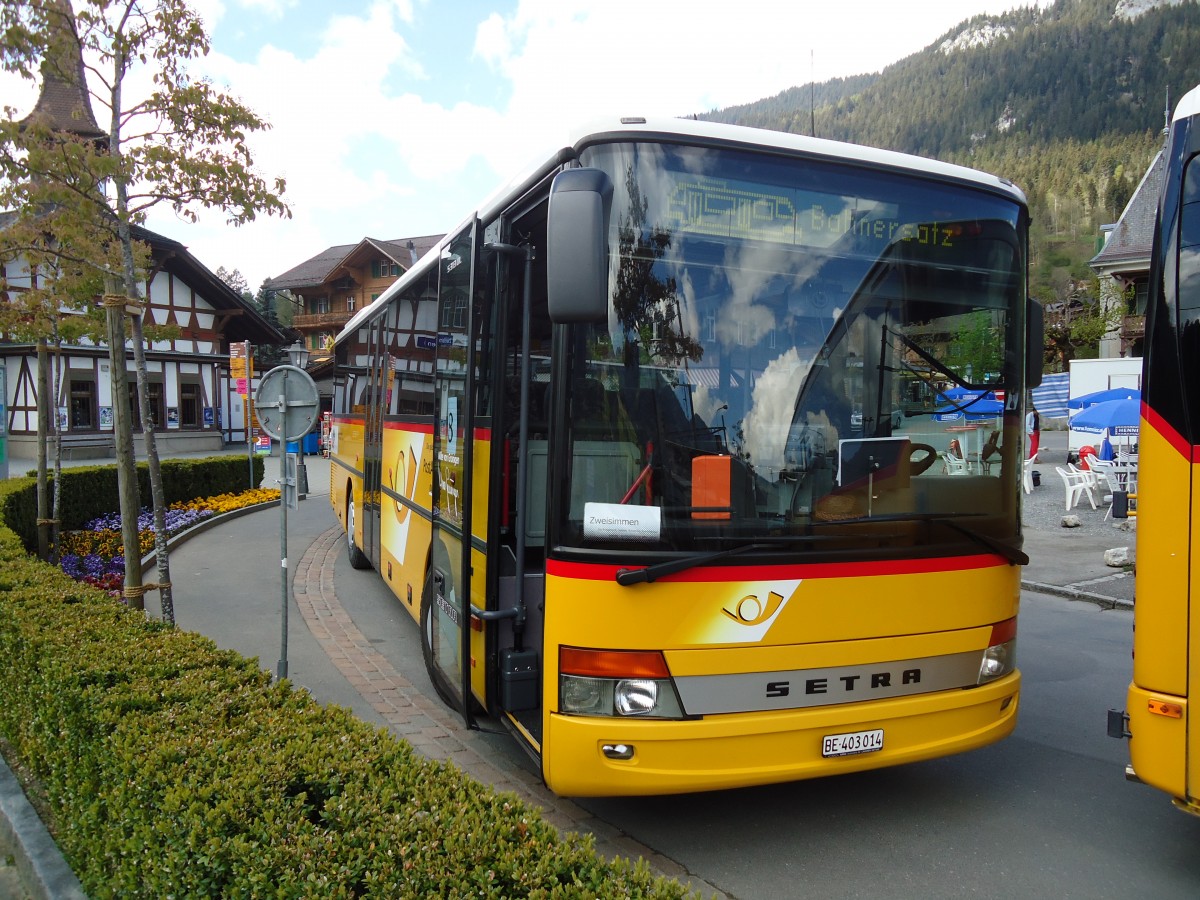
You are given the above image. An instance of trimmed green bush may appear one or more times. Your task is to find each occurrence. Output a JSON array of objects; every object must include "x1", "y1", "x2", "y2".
[
  {"x1": 0, "y1": 524, "x2": 696, "y2": 898},
  {"x1": 0, "y1": 456, "x2": 265, "y2": 552}
]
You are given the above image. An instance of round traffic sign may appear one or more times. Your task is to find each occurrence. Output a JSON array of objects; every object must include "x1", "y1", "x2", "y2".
[{"x1": 254, "y1": 365, "x2": 321, "y2": 442}]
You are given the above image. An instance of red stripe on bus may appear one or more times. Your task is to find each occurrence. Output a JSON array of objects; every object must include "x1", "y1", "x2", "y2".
[
  {"x1": 1142, "y1": 402, "x2": 1198, "y2": 462},
  {"x1": 331, "y1": 415, "x2": 362, "y2": 425},
  {"x1": 547, "y1": 554, "x2": 1005, "y2": 582},
  {"x1": 383, "y1": 420, "x2": 435, "y2": 433}
]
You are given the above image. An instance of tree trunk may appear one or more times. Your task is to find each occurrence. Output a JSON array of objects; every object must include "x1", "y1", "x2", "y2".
[
  {"x1": 35, "y1": 339, "x2": 50, "y2": 562},
  {"x1": 128, "y1": 310, "x2": 174, "y2": 625},
  {"x1": 103, "y1": 274, "x2": 143, "y2": 610},
  {"x1": 51, "y1": 331, "x2": 63, "y2": 564}
]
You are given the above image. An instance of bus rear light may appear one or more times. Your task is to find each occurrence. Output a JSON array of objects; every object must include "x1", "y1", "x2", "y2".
[{"x1": 979, "y1": 618, "x2": 1017, "y2": 684}]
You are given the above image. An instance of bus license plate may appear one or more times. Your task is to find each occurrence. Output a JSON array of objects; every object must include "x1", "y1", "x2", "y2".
[{"x1": 822, "y1": 729, "x2": 884, "y2": 758}]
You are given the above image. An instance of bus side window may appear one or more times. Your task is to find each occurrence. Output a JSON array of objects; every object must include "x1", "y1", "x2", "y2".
[{"x1": 1180, "y1": 155, "x2": 1200, "y2": 311}]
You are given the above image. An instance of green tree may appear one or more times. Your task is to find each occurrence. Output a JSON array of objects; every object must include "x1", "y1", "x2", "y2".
[
  {"x1": 215, "y1": 265, "x2": 249, "y2": 298},
  {"x1": 1041, "y1": 280, "x2": 1125, "y2": 368},
  {"x1": 1, "y1": 0, "x2": 289, "y2": 623}
]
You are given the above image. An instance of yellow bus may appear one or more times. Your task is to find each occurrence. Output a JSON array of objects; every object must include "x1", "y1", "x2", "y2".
[
  {"x1": 1108, "y1": 83, "x2": 1200, "y2": 817},
  {"x1": 329, "y1": 117, "x2": 1040, "y2": 796}
]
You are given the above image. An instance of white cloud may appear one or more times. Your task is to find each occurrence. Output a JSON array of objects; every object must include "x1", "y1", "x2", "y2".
[{"x1": 8, "y1": 0, "x2": 1061, "y2": 294}]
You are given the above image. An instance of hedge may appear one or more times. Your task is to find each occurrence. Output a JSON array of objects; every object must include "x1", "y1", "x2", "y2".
[
  {"x1": 0, "y1": 516, "x2": 696, "y2": 898},
  {"x1": 0, "y1": 455, "x2": 265, "y2": 552}
]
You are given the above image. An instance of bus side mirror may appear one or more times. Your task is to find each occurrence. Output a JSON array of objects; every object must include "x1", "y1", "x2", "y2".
[
  {"x1": 1026, "y1": 298, "x2": 1044, "y2": 388},
  {"x1": 547, "y1": 167, "x2": 613, "y2": 323}
]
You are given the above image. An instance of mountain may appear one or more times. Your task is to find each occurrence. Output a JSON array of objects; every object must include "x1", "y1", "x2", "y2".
[{"x1": 702, "y1": 0, "x2": 1200, "y2": 305}]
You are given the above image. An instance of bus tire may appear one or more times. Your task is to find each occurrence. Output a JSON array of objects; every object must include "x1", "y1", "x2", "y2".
[
  {"x1": 346, "y1": 496, "x2": 371, "y2": 570},
  {"x1": 419, "y1": 567, "x2": 461, "y2": 709}
]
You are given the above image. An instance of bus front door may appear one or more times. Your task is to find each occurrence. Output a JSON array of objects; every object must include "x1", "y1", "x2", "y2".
[{"x1": 424, "y1": 225, "x2": 476, "y2": 718}]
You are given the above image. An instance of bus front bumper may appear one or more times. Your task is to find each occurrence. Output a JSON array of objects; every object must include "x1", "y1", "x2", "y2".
[{"x1": 543, "y1": 673, "x2": 1019, "y2": 796}]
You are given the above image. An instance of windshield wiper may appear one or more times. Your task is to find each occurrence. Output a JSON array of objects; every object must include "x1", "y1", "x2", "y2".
[
  {"x1": 937, "y1": 517, "x2": 1028, "y2": 566},
  {"x1": 615, "y1": 541, "x2": 775, "y2": 586}
]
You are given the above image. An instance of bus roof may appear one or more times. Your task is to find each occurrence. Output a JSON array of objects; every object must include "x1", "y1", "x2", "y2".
[
  {"x1": 1174, "y1": 82, "x2": 1200, "y2": 123},
  {"x1": 338, "y1": 116, "x2": 1028, "y2": 344}
]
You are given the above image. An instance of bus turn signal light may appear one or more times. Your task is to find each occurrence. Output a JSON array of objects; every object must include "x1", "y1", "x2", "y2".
[
  {"x1": 1148, "y1": 700, "x2": 1183, "y2": 719},
  {"x1": 560, "y1": 647, "x2": 670, "y2": 679}
]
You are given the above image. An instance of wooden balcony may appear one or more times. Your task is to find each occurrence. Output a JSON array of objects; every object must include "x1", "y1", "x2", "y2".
[
  {"x1": 294, "y1": 310, "x2": 352, "y2": 330},
  {"x1": 1121, "y1": 314, "x2": 1145, "y2": 341}
]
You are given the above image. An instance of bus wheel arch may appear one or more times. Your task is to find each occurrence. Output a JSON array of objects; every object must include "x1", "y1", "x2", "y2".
[{"x1": 346, "y1": 489, "x2": 371, "y2": 570}]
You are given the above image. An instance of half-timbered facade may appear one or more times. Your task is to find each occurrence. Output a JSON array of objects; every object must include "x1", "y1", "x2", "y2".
[
  {"x1": 0, "y1": 3, "x2": 288, "y2": 460},
  {"x1": 1, "y1": 225, "x2": 288, "y2": 459}
]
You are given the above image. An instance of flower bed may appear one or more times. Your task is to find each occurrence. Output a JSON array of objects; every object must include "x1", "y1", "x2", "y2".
[{"x1": 57, "y1": 488, "x2": 280, "y2": 595}]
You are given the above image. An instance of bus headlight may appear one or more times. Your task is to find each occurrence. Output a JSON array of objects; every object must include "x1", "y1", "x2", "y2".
[
  {"x1": 615, "y1": 679, "x2": 658, "y2": 715},
  {"x1": 560, "y1": 675, "x2": 610, "y2": 715},
  {"x1": 559, "y1": 648, "x2": 686, "y2": 718},
  {"x1": 978, "y1": 617, "x2": 1017, "y2": 684}
]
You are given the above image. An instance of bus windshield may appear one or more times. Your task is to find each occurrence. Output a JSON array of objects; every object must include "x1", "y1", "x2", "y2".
[{"x1": 552, "y1": 141, "x2": 1027, "y2": 555}]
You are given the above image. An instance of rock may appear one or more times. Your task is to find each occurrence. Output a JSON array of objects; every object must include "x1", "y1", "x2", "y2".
[
  {"x1": 1061, "y1": 515, "x2": 1081, "y2": 528},
  {"x1": 1105, "y1": 546, "x2": 1134, "y2": 567}
]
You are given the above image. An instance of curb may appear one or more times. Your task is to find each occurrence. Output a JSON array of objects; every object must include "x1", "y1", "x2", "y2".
[
  {"x1": 1020, "y1": 579, "x2": 1134, "y2": 611},
  {"x1": 0, "y1": 754, "x2": 86, "y2": 900},
  {"x1": 137, "y1": 499, "x2": 280, "y2": 577}
]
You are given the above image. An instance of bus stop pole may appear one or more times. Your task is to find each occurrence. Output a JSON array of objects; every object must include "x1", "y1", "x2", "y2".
[{"x1": 277, "y1": 371, "x2": 290, "y2": 681}]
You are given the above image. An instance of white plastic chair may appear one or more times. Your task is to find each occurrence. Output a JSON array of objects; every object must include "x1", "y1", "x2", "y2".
[
  {"x1": 942, "y1": 439, "x2": 969, "y2": 475},
  {"x1": 942, "y1": 452, "x2": 969, "y2": 475},
  {"x1": 1087, "y1": 458, "x2": 1117, "y2": 494},
  {"x1": 1022, "y1": 456, "x2": 1036, "y2": 494},
  {"x1": 1056, "y1": 466, "x2": 1097, "y2": 511}
]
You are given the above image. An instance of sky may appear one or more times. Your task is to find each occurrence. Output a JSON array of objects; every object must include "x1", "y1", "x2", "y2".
[{"x1": 2, "y1": 0, "x2": 1054, "y2": 295}]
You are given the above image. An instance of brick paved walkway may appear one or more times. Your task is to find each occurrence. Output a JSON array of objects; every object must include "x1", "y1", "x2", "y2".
[{"x1": 293, "y1": 527, "x2": 723, "y2": 897}]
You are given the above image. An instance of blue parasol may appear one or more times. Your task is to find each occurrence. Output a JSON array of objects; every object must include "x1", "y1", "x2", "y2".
[
  {"x1": 1067, "y1": 387, "x2": 1141, "y2": 410},
  {"x1": 1069, "y1": 398, "x2": 1140, "y2": 435},
  {"x1": 937, "y1": 386, "x2": 986, "y2": 403},
  {"x1": 934, "y1": 396, "x2": 1004, "y2": 422}
]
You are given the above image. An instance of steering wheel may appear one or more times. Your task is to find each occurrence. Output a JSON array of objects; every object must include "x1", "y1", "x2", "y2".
[{"x1": 909, "y1": 443, "x2": 938, "y2": 476}]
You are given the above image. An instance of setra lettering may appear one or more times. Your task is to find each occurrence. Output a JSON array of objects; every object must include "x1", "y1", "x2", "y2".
[{"x1": 764, "y1": 667, "x2": 924, "y2": 698}]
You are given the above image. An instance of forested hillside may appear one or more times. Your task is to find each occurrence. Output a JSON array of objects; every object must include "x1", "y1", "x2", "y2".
[{"x1": 703, "y1": 0, "x2": 1200, "y2": 305}]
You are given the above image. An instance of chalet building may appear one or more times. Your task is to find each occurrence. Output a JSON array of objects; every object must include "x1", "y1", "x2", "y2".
[
  {"x1": 266, "y1": 235, "x2": 444, "y2": 371},
  {"x1": 1089, "y1": 147, "x2": 1164, "y2": 359},
  {"x1": 1, "y1": 3, "x2": 288, "y2": 461}
]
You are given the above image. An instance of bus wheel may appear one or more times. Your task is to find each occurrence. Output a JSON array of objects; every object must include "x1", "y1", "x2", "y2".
[
  {"x1": 346, "y1": 496, "x2": 371, "y2": 570},
  {"x1": 419, "y1": 568, "x2": 460, "y2": 709}
]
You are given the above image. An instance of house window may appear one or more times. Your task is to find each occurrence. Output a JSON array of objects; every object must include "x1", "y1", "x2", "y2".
[
  {"x1": 315, "y1": 296, "x2": 330, "y2": 314},
  {"x1": 180, "y1": 381, "x2": 202, "y2": 428},
  {"x1": 69, "y1": 378, "x2": 95, "y2": 429},
  {"x1": 346, "y1": 296, "x2": 356, "y2": 312},
  {"x1": 128, "y1": 380, "x2": 165, "y2": 429}
]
